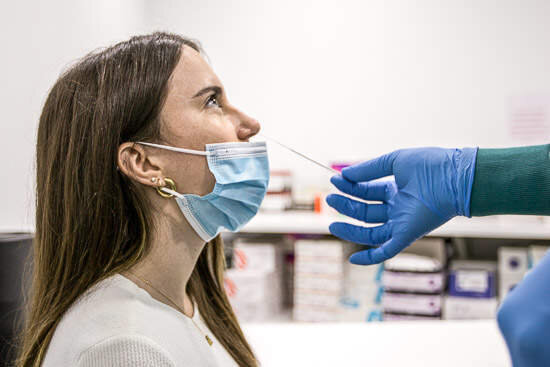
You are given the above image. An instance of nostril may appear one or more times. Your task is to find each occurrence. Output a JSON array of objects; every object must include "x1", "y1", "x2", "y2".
[{"x1": 238, "y1": 127, "x2": 252, "y2": 138}]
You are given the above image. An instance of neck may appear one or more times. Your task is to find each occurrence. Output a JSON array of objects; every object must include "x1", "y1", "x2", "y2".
[{"x1": 122, "y1": 202, "x2": 206, "y2": 315}]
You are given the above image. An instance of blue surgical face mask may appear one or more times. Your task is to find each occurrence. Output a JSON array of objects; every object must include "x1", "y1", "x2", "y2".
[{"x1": 137, "y1": 141, "x2": 269, "y2": 242}]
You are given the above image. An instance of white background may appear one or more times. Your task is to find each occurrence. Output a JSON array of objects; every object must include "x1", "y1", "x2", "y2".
[{"x1": 3, "y1": 1, "x2": 550, "y2": 229}]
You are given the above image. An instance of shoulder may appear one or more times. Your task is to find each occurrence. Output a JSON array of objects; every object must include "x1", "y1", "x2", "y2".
[
  {"x1": 77, "y1": 334, "x2": 176, "y2": 367},
  {"x1": 58, "y1": 274, "x2": 150, "y2": 333},
  {"x1": 44, "y1": 275, "x2": 182, "y2": 365}
]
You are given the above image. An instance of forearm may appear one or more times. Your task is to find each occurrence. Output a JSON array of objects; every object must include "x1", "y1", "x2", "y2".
[{"x1": 470, "y1": 144, "x2": 550, "y2": 216}]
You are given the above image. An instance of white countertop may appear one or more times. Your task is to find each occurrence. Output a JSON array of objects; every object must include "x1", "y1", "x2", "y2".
[{"x1": 243, "y1": 320, "x2": 510, "y2": 367}]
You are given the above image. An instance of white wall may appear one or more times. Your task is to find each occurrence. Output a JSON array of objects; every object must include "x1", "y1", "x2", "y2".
[
  {"x1": 142, "y1": 0, "x2": 550, "y2": 188},
  {"x1": 3, "y1": 0, "x2": 550, "y2": 231},
  {"x1": 0, "y1": 0, "x2": 147, "y2": 231}
]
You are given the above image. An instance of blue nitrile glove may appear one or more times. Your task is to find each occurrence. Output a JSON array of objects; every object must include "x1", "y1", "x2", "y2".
[
  {"x1": 497, "y1": 252, "x2": 550, "y2": 366},
  {"x1": 326, "y1": 147, "x2": 478, "y2": 265}
]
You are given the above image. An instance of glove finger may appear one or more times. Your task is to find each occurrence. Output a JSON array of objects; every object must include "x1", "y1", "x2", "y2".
[
  {"x1": 329, "y1": 222, "x2": 392, "y2": 245},
  {"x1": 341, "y1": 151, "x2": 398, "y2": 182},
  {"x1": 326, "y1": 194, "x2": 388, "y2": 223},
  {"x1": 330, "y1": 176, "x2": 391, "y2": 201},
  {"x1": 349, "y1": 237, "x2": 409, "y2": 265}
]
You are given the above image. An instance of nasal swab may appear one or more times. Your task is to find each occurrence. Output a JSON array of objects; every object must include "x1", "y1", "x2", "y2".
[{"x1": 258, "y1": 133, "x2": 340, "y2": 175}]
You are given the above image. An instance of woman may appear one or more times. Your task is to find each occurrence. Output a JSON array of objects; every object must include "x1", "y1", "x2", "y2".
[{"x1": 17, "y1": 32, "x2": 267, "y2": 367}]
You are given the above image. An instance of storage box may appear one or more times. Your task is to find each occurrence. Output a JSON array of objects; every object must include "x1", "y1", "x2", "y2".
[
  {"x1": 383, "y1": 313, "x2": 440, "y2": 321},
  {"x1": 293, "y1": 240, "x2": 344, "y2": 322},
  {"x1": 498, "y1": 247, "x2": 528, "y2": 278},
  {"x1": 293, "y1": 305, "x2": 340, "y2": 322},
  {"x1": 382, "y1": 292, "x2": 442, "y2": 316},
  {"x1": 233, "y1": 241, "x2": 281, "y2": 273},
  {"x1": 295, "y1": 276, "x2": 342, "y2": 292},
  {"x1": 401, "y1": 238, "x2": 446, "y2": 266},
  {"x1": 339, "y1": 285, "x2": 384, "y2": 322},
  {"x1": 499, "y1": 274, "x2": 522, "y2": 302},
  {"x1": 498, "y1": 247, "x2": 529, "y2": 302},
  {"x1": 382, "y1": 271, "x2": 444, "y2": 293},
  {"x1": 338, "y1": 260, "x2": 383, "y2": 322},
  {"x1": 443, "y1": 296, "x2": 498, "y2": 320},
  {"x1": 448, "y1": 261, "x2": 497, "y2": 298},
  {"x1": 295, "y1": 291, "x2": 341, "y2": 308},
  {"x1": 225, "y1": 269, "x2": 283, "y2": 322}
]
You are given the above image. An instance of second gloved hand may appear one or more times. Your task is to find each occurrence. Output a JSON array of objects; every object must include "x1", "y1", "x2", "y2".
[{"x1": 326, "y1": 147, "x2": 478, "y2": 265}]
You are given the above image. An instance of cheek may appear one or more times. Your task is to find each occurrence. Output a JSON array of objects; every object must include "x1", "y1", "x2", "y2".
[
  {"x1": 197, "y1": 161, "x2": 216, "y2": 195},
  {"x1": 199, "y1": 114, "x2": 239, "y2": 143},
  {"x1": 171, "y1": 155, "x2": 216, "y2": 196}
]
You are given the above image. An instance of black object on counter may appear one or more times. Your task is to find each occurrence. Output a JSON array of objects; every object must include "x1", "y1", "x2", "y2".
[{"x1": 0, "y1": 233, "x2": 33, "y2": 367}]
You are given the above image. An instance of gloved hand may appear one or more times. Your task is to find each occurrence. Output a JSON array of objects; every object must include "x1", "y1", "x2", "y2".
[
  {"x1": 497, "y1": 252, "x2": 550, "y2": 366},
  {"x1": 326, "y1": 147, "x2": 478, "y2": 265}
]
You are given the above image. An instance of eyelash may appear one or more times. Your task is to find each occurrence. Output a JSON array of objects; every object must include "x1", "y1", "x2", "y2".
[{"x1": 205, "y1": 93, "x2": 222, "y2": 108}]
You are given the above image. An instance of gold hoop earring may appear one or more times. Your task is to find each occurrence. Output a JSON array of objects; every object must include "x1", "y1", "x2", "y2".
[{"x1": 156, "y1": 177, "x2": 177, "y2": 198}]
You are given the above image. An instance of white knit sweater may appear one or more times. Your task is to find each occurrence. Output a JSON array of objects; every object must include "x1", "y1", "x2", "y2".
[{"x1": 41, "y1": 274, "x2": 239, "y2": 367}]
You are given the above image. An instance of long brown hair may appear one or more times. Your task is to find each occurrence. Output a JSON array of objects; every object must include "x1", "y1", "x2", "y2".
[{"x1": 16, "y1": 32, "x2": 257, "y2": 367}]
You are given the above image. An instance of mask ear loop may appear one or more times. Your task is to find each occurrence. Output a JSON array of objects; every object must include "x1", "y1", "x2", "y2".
[
  {"x1": 156, "y1": 177, "x2": 177, "y2": 198},
  {"x1": 137, "y1": 141, "x2": 210, "y2": 156}
]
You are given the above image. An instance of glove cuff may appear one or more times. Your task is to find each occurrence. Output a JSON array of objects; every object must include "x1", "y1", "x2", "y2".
[{"x1": 455, "y1": 147, "x2": 479, "y2": 217}]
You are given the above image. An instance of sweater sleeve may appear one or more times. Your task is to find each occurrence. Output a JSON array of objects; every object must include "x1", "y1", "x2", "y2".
[
  {"x1": 470, "y1": 144, "x2": 550, "y2": 216},
  {"x1": 77, "y1": 334, "x2": 177, "y2": 367}
]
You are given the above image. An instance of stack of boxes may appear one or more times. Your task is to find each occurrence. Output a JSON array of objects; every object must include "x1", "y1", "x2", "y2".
[
  {"x1": 498, "y1": 247, "x2": 529, "y2": 303},
  {"x1": 261, "y1": 170, "x2": 292, "y2": 211},
  {"x1": 497, "y1": 245, "x2": 550, "y2": 304},
  {"x1": 339, "y1": 261, "x2": 383, "y2": 322},
  {"x1": 226, "y1": 233, "x2": 550, "y2": 323},
  {"x1": 381, "y1": 239, "x2": 446, "y2": 320},
  {"x1": 293, "y1": 239, "x2": 344, "y2": 322},
  {"x1": 224, "y1": 240, "x2": 283, "y2": 322},
  {"x1": 443, "y1": 261, "x2": 498, "y2": 319}
]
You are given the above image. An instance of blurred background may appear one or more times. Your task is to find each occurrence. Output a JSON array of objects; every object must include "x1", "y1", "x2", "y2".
[{"x1": 2, "y1": 1, "x2": 550, "y2": 366}]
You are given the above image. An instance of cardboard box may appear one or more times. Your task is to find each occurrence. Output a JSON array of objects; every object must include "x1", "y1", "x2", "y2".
[
  {"x1": 448, "y1": 261, "x2": 497, "y2": 298},
  {"x1": 225, "y1": 269, "x2": 283, "y2": 322},
  {"x1": 498, "y1": 247, "x2": 528, "y2": 278},
  {"x1": 443, "y1": 296, "x2": 498, "y2": 320},
  {"x1": 295, "y1": 276, "x2": 342, "y2": 292},
  {"x1": 233, "y1": 241, "x2": 281, "y2": 273},
  {"x1": 382, "y1": 271, "x2": 444, "y2": 293},
  {"x1": 499, "y1": 274, "x2": 522, "y2": 302},
  {"x1": 339, "y1": 285, "x2": 384, "y2": 322},
  {"x1": 295, "y1": 291, "x2": 341, "y2": 308},
  {"x1": 383, "y1": 313, "x2": 440, "y2": 321},
  {"x1": 293, "y1": 305, "x2": 340, "y2": 322},
  {"x1": 382, "y1": 292, "x2": 442, "y2": 316},
  {"x1": 293, "y1": 240, "x2": 344, "y2": 322}
]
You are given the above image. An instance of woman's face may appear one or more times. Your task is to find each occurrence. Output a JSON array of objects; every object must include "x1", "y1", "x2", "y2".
[{"x1": 149, "y1": 45, "x2": 261, "y2": 196}]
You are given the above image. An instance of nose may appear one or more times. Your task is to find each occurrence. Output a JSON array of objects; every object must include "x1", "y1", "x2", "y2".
[{"x1": 235, "y1": 110, "x2": 261, "y2": 141}]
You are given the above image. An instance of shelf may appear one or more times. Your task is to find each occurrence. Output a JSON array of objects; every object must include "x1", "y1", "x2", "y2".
[
  {"x1": 242, "y1": 211, "x2": 550, "y2": 240},
  {"x1": 4, "y1": 213, "x2": 550, "y2": 240},
  {"x1": 242, "y1": 319, "x2": 509, "y2": 367}
]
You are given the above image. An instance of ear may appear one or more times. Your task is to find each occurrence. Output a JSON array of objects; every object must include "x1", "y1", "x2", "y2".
[{"x1": 117, "y1": 142, "x2": 164, "y2": 187}]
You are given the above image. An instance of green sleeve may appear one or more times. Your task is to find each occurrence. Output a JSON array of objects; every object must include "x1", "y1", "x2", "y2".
[{"x1": 470, "y1": 144, "x2": 550, "y2": 216}]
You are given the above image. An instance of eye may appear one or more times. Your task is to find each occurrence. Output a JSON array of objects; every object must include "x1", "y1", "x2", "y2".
[{"x1": 205, "y1": 93, "x2": 221, "y2": 108}]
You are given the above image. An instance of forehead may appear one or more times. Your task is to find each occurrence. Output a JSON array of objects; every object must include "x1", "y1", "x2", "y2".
[{"x1": 168, "y1": 45, "x2": 221, "y2": 97}]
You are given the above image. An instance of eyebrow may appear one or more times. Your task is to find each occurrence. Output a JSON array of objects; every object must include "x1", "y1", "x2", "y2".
[{"x1": 192, "y1": 85, "x2": 222, "y2": 98}]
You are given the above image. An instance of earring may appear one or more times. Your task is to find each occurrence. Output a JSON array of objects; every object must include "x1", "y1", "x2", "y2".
[{"x1": 156, "y1": 177, "x2": 177, "y2": 198}]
